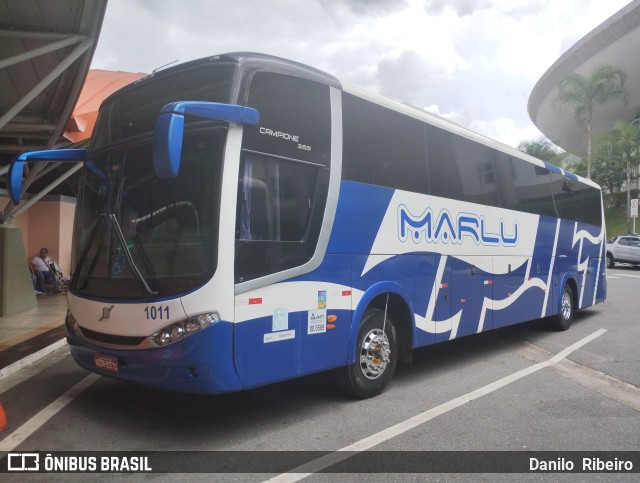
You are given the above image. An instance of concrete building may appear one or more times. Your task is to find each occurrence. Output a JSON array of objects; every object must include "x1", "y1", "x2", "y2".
[{"x1": 528, "y1": 0, "x2": 640, "y2": 157}]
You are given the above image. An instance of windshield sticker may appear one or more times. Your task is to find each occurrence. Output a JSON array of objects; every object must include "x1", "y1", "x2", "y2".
[{"x1": 111, "y1": 255, "x2": 125, "y2": 278}]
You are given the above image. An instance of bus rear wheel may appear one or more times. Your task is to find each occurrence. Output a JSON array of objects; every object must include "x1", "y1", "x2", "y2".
[
  {"x1": 550, "y1": 283, "x2": 574, "y2": 331},
  {"x1": 339, "y1": 307, "x2": 397, "y2": 399}
]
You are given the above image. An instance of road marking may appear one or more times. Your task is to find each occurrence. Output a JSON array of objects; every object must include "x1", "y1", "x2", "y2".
[
  {"x1": 515, "y1": 341, "x2": 640, "y2": 412},
  {"x1": 0, "y1": 339, "x2": 67, "y2": 381},
  {"x1": 606, "y1": 275, "x2": 621, "y2": 279},
  {"x1": 615, "y1": 273, "x2": 640, "y2": 279},
  {"x1": 0, "y1": 373, "x2": 100, "y2": 452},
  {"x1": 265, "y1": 329, "x2": 607, "y2": 483},
  {"x1": 0, "y1": 342, "x2": 69, "y2": 394}
]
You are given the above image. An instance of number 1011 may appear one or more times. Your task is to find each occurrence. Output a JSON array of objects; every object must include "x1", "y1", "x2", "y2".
[{"x1": 144, "y1": 306, "x2": 170, "y2": 320}]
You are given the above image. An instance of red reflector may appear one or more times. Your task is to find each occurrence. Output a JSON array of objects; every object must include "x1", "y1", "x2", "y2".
[
  {"x1": 342, "y1": 290, "x2": 351, "y2": 296},
  {"x1": 327, "y1": 315, "x2": 338, "y2": 323},
  {"x1": 460, "y1": 299, "x2": 466, "y2": 303},
  {"x1": 441, "y1": 283, "x2": 449, "y2": 288},
  {"x1": 327, "y1": 324, "x2": 336, "y2": 330},
  {"x1": 249, "y1": 298, "x2": 262, "y2": 305}
]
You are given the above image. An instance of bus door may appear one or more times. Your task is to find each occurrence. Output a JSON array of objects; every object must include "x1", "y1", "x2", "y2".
[
  {"x1": 452, "y1": 256, "x2": 493, "y2": 337},
  {"x1": 232, "y1": 69, "x2": 336, "y2": 388}
]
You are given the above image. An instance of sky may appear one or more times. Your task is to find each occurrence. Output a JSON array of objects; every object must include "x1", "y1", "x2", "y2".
[{"x1": 90, "y1": 0, "x2": 633, "y2": 149}]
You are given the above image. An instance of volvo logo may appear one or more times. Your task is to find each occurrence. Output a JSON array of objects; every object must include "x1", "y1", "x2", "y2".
[{"x1": 99, "y1": 305, "x2": 114, "y2": 321}]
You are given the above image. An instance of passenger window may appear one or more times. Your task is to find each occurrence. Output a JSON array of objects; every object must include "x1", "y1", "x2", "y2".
[
  {"x1": 342, "y1": 94, "x2": 428, "y2": 194},
  {"x1": 494, "y1": 155, "x2": 556, "y2": 217},
  {"x1": 425, "y1": 125, "x2": 462, "y2": 201},
  {"x1": 450, "y1": 137, "x2": 500, "y2": 207},
  {"x1": 235, "y1": 153, "x2": 329, "y2": 283}
]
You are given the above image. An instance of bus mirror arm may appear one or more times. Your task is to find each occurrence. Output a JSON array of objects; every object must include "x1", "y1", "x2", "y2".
[
  {"x1": 152, "y1": 101, "x2": 260, "y2": 178},
  {"x1": 7, "y1": 148, "x2": 88, "y2": 205}
]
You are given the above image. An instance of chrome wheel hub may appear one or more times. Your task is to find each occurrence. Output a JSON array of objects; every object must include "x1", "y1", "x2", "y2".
[
  {"x1": 561, "y1": 291, "x2": 572, "y2": 320},
  {"x1": 359, "y1": 328, "x2": 391, "y2": 380}
]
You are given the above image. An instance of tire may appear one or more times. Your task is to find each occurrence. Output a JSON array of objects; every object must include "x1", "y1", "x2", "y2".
[
  {"x1": 606, "y1": 253, "x2": 615, "y2": 269},
  {"x1": 550, "y1": 283, "x2": 574, "y2": 331},
  {"x1": 339, "y1": 307, "x2": 398, "y2": 399}
]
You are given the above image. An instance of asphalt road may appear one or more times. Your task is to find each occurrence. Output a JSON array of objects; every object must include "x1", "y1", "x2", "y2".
[{"x1": 0, "y1": 266, "x2": 639, "y2": 481}]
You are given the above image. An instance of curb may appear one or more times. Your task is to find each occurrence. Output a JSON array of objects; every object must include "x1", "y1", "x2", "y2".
[{"x1": 0, "y1": 339, "x2": 67, "y2": 380}]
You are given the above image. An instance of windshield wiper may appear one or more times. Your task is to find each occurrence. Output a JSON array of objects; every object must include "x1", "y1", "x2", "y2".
[
  {"x1": 71, "y1": 214, "x2": 106, "y2": 289},
  {"x1": 109, "y1": 213, "x2": 158, "y2": 297}
]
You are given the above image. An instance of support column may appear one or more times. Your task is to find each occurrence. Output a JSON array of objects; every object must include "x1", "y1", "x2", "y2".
[{"x1": 0, "y1": 224, "x2": 37, "y2": 316}]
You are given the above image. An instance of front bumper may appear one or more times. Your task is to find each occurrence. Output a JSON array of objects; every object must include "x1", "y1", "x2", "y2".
[{"x1": 66, "y1": 320, "x2": 243, "y2": 394}]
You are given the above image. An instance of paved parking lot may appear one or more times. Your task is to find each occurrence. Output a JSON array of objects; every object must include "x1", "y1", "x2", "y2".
[{"x1": 0, "y1": 266, "x2": 638, "y2": 480}]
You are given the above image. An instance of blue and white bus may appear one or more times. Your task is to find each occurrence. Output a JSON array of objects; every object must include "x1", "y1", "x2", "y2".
[{"x1": 8, "y1": 53, "x2": 606, "y2": 398}]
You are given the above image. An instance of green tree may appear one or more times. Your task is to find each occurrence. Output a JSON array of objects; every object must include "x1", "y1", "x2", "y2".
[
  {"x1": 590, "y1": 132, "x2": 626, "y2": 196},
  {"x1": 609, "y1": 119, "x2": 640, "y2": 233},
  {"x1": 517, "y1": 137, "x2": 565, "y2": 165},
  {"x1": 569, "y1": 157, "x2": 588, "y2": 179},
  {"x1": 556, "y1": 65, "x2": 629, "y2": 180}
]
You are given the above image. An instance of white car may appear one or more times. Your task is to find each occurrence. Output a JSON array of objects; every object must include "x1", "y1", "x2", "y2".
[{"x1": 606, "y1": 235, "x2": 640, "y2": 268}]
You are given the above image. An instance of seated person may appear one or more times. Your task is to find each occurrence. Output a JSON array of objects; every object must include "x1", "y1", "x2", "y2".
[{"x1": 30, "y1": 247, "x2": 60, "y2": 294}]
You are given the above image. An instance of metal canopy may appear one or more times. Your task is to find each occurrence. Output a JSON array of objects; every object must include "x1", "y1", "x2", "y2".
[{"x1": 0, "y1": 0, "x2": 107, "y2": 221}]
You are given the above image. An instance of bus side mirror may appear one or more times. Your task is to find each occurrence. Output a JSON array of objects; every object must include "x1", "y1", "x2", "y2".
[
  {"x1": 7, "y1": 149, "x2": 87, "y2": 204},
  {"x1": 153, "y1": 101, "x2": 260, "y2": 178}
]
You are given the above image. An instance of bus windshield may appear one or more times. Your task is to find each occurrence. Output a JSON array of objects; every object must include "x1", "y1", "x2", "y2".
[
  {"x1": 71, "y1": 62, "x2": 236, "y2": 299},
  {"x1": 72, "y1": 125, "x2": 226, "y2": 299}
]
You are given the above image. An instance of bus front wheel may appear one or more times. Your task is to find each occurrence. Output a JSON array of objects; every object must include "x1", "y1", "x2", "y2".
[
  {"x1": 339, "y1": 307, "x2": 398, "y2": 399},
  {"x1": 550, "y1": 283, "x2": 574, "y2": 331}
]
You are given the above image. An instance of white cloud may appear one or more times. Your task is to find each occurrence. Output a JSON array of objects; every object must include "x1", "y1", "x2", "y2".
[{"x1": 91, "y1": 0, "x2": 633, "y2": 149}]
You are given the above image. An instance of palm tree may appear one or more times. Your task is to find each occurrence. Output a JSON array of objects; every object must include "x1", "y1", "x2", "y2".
[
  {"x1": 556, "y1": 65, "x2": 629, "y2": 179},
  {"x1": 610, "y1": 119, "x2": 640, "y2": 233},
  {"x1": 517, "y1": 137, "x2": 565, "y2": 165}
]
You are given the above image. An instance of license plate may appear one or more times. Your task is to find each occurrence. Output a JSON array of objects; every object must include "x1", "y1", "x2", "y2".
[{"x1": 94, "y1": 354, "x2": 119, "y2": 373}]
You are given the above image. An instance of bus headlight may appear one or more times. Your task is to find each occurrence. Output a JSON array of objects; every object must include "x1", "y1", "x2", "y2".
[
  {"x1": 66, "y1": 310, "x2": 82, "y2": 337},
  {"x1": 149, "y1": 312, "x2": 220, "y2": 347}
]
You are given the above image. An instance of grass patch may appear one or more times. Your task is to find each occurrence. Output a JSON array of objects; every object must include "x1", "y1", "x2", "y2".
[{"x1": 605, "y1": 206, "x2": 632, "y2": 237}]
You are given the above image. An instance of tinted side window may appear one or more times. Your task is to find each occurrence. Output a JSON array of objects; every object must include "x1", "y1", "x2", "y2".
[
  {"x1": 235, "y1": 153, "x2": 329, "y2": 282},
  {"x1": 494, "y1": 155, "x2": 557, "y2": 217},
  {"x1": 450, "y1": 137, "x2": 500, "y2": 207},
  {"x1": 550, "y1": 172, "x2": 602, "y2": 226},
  {"x1": 342, "y1": 94, "x2": 428, "y2": 193},
  {"x1": 243, "y1": 72, "x2": 331, "y2": 167},
  {"x1": 425, "y1": 124, "x2": 462, "y2": 201},
  {"x1": 237, "y1": 72, "x2": 331, "y2": 283}
]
